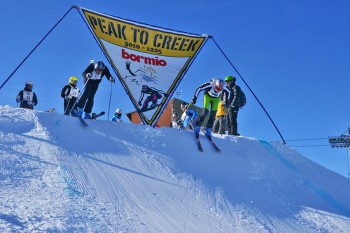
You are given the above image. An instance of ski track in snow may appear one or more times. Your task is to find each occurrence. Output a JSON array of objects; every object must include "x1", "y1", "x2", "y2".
[{"x1": 1, "y1": 106, "x2": 350, "y2": 232}]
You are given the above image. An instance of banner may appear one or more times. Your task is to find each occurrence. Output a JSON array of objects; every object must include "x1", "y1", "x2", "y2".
[{"x1": 79, "y1": 7, "x2": 208, "y2": 126}]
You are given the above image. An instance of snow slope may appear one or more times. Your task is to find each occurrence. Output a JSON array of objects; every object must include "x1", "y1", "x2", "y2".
[{"x1": 0, "y1": 105, "x2": 350, "y2": 233}]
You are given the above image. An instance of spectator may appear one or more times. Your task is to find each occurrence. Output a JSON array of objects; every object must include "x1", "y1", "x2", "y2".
[
  {"x1": 212, "y1": 97, "x2": 227, "y2": 134},
  {"x1": 224, "y1": 75, "x2": 241, "y2": 136},
  {"x1": 171, "y1": 112, "x2": 181, "y2": 128}
]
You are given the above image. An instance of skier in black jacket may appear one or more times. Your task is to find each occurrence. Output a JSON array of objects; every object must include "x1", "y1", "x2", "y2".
[
  {"x1": 61, "y1": 76, "x2": 80, "y2": 117},
  {"x1": 16, "y1": 81, "x2": 38, "y2": 109},
  {"x1": 75, "y1": 60, "x2": 115, "y2": 119}
]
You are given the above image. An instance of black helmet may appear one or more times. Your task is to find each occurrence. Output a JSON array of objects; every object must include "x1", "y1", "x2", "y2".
[
  {"x1": 180, "y1": 102, "x2": 187, "y2": 108},
  {"x1": 94, "y1": 61, "x2": 105, "y2": 71}
]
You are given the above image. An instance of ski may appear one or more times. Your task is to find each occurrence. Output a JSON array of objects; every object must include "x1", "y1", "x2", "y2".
[
  {"x1": 195, "y1": 136, "x2": 203, "y2": 152},
  {"x1": 72, "y1": 109, "x2": 88, "y2": 126},
  {"x1": 91, "y1": 111, "x2": 105, "y2": 120},
  {"x1": 78, "y1": 115, "x2": 88, "y2": 126},
  {"x1": 205, "y1": 134, "x2": 221, "y2": 152}
]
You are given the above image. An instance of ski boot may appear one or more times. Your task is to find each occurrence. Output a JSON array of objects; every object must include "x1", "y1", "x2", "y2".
[
  {"x1": 84, "y1": 112, "x2": 92, "y2": 119},
  {"x1": 205, "y1": 128, "x2": 212, "y2": 140},
  {"x1": 73, "y1": 108, "x2": 83, "y2": 117},
  {"x1": 77, "y1": 108, "x2": 84, "y2": 117},
  {"x1": 194, "y1": 125, "x2": 201, "y2": 139}
]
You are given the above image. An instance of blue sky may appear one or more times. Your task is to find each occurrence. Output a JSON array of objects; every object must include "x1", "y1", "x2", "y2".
[{"x1": 1, "y1": 0, "x2": 350, "y2": 177}]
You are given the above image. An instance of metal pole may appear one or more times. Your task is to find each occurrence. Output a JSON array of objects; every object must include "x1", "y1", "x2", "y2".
[
  {"x1": 348, "y1": 128, "x2": 350, "y2": 178},
  {"x1": 210, "y1": 36, "x2": 286, "y2": 144},
  {"x1": 108, "y1": 81, "x2": 113, "y2": 121},
  {"x1": 347, "y1": 147, "x2": 349, "y2": 179},
  {"x1": 0, "y1": 6, "x2": 75, "y2": 90}
]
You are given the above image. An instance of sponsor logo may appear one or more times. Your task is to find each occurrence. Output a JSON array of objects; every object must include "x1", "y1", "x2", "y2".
[{"x1": 122, "y1": 49, "x2": 167, "y2": 66}]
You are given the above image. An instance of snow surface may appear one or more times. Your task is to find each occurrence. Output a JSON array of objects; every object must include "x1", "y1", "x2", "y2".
[{"x1": 0, "y1": 105, "x2": 350, "y2": 233}]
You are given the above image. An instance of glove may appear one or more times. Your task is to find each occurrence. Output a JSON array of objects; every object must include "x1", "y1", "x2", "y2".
[
  {"x1": 177, "y1": 120, "x2": 184, "y2": 129},
  {"x1": 191, "y1": 96, "x2": 197, "y2": 105},
  {"x1": 138, "y1": 101, "x2": 142, "y2": 106},
  {"x1": 85, "y1": 73, "x2": 92, "y2": 79},
  {"x1": 16, "y1": 96, "x2": 20, "y2": 103},
  {"x1": 110, "y1": 77, "x2": 115, "y2": 83}
]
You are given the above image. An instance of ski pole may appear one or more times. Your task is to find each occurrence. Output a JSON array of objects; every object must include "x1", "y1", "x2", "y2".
[
  {"x1": 185, "y1": 103, "x2": 192, "y2": 112},
  {"x1": 64, "y1": 98, "x2": 71, "y2": 115},
  {"x1": 108, "y1": 81, "x2": 112, "y2": 121},
  {"x1": 70, "y1": 75, "x2": 91, "y2": 113}
]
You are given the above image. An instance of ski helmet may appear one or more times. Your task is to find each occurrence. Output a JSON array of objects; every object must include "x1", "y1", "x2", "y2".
[
  {"x1": 225, "y1": 76, "x2": 236, "y2": 82},
  {"x1": 180, "y1": 102, "x2": 187, "y2": 109},
  {"x1": 172, "y1": 112, "x2": 178, "y2": 118},
  {"x1": 213, "y1": 78, "x2": 224, "y2": 93},
  {"x1": 115, "y1": 108, "x2": 122, "y2": 115},
  {"x1": 142, "y1": 85, "x2": 148, "y2": 91},
  {"x1": 94, "y1": 61, "x2": 106, "y2": 71},
  {"x1": 69, "y1": 76, "x2": 78, "y2": 85}
]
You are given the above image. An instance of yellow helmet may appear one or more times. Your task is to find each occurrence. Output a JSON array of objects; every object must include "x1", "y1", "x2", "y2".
[{"x1": 69, "y1": 76, "x2": 78, "y2": 85}]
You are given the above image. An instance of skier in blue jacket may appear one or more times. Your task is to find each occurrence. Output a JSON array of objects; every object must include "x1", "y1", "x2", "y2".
[
  {"x1": 179, "y1": 102, "x2": 198, "y2": 130},
  {"x1": 111, "y1": 108, "x2": 123, "y2": 122}
]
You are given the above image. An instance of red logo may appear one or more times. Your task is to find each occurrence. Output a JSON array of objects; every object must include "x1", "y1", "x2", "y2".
[{"x1": 122, "y1": 49, "x2": 167, "y2": 66}]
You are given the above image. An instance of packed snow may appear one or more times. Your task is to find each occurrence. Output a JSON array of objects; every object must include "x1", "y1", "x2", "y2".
[{"x1": 0, "y1": 105, "x2": 350, "y2": 232}]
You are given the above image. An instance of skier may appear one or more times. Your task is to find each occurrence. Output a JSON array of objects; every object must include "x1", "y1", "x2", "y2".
[
  {"x1": 75, "y1": 60, "x2": 115, "y2": 119},
  {"x1": 61, "y1": 76, "x2": 80, "y2": 117},
  {"x1": 190, "y1": 78, "x2": 225, "y2": 139},
  {"x1": 111, "y1": 108, "x2": 123, "y2": 122},
  {"x1": 16, "y1": 81, "x2": 38, "y2": 109},
  {"x1": 138, "y1": 85, "x2": 167, "y2": 111},
  {"x1": 180, "y1": 102, "x2": 198, "y2": 130}
]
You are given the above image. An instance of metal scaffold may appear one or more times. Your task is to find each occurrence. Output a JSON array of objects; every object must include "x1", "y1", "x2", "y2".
[{"x1": 329, "y1": 128, "x2": 350, "y2": 178}]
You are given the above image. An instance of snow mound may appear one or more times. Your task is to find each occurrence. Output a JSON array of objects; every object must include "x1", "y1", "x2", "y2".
[{"x1": 0, "y1": 106, "x2": 350, "y2": 232}]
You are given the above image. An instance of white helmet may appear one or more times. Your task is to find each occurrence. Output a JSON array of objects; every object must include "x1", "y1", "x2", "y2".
[
  {"x1": 25, "y1": 81, "x2": 33, "y2": 86},
  {"x1": 115, "y1": 109, "x2": 122, "y2": 114},
  {"x1": 213, "y1": 78, "x2": 224, "y2": 93}
]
